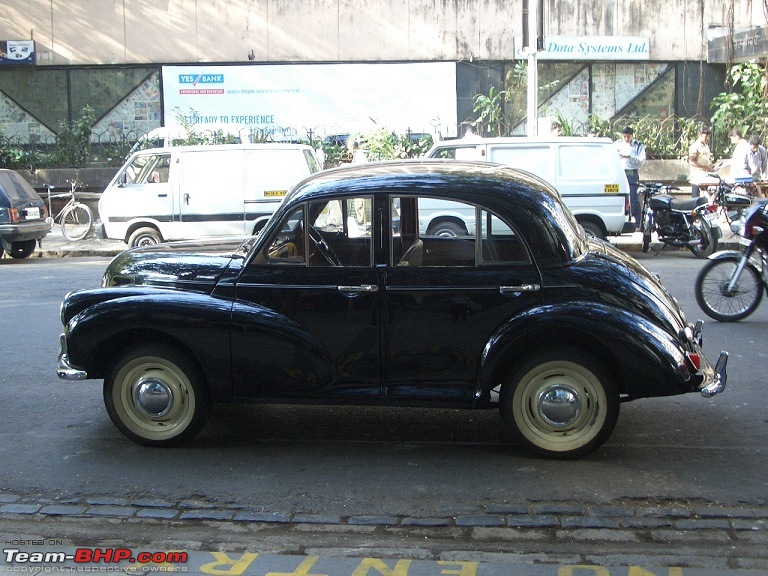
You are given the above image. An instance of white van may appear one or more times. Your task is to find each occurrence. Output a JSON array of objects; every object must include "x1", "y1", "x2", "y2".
[
  {"x1": 425, "y1": 137, "x2": 632, "y2": 238},
  {"x1": 100, "y1": 143, "x2": 321, "y2": 246}
]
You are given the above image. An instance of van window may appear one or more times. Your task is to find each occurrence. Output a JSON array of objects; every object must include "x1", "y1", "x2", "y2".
[
  {"x1": 123, "y1": 153, "x2": 171, "y2": 184},
  {"x1": 488, "y1": 145, "x2": 554, "y2": 184},
  {"x1": 557, "y1": 145, "x2": 613, "y2": 182},
  {"x1": 431, "y1": 145, "x2": 479, "y2": 161}
]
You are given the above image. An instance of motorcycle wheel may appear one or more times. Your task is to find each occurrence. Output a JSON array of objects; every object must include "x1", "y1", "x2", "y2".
[
  {"x1": 689, "y1": 214, "x2": 718, "y2": 259},
  {"x1": 642, "y1": 214, "x2": 652, "y2": 253},
  {"x1": 695, "y1": 256, "x2": 763, "y2": 322}
]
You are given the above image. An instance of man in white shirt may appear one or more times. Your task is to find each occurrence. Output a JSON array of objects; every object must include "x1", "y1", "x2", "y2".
[
  {"x1": 614, "y1": 126, "x2": 646, "y2": 230},
  {"x1": 728, "y1": 129, "x2": 751, "y2": 178}
]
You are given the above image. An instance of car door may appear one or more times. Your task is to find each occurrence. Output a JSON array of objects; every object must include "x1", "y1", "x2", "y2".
[
  {"x1": 101, "y1": 152, "x2": 176, "y2": 231},
  {"x1": 231, "y1": 195, "x2": 381, "y2": 400},
  {"x1": 384, "y1": 195, "x2": 542, "y2": 404}
]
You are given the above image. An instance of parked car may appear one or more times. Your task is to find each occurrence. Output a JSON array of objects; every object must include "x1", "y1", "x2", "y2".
[
  {"x1": 0, "y1": 168, "x2": 51, "y2": 259},
  {"x1": 57, "y1": 160, "x2": 727, "y2": 458}
]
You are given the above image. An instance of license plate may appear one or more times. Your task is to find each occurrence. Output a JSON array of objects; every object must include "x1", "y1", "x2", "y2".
[
  {"x1": 25, "y1": 207, "x2": 40, "y2": 219},
  {"x1": 703, "y1": 212, "x2": 719, "y2": 223}
]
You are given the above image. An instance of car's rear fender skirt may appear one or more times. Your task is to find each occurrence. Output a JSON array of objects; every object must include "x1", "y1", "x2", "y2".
[
  {"x1": 478, "y1": 301, "x2": 694, "y2": 403},
  {"x1": 64, "y1": 292, "x2": 234, "y2": 398}
]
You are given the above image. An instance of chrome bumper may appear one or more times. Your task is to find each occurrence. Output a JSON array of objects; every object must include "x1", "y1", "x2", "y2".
[
  {"x1": 700, "y1": 351, "x2": 728, "y2": 398},
  {"x1": 56, "y1": 334, "x2": 88, "y2": 380}
]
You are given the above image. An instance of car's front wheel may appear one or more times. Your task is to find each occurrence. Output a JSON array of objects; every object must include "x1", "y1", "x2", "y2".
[
  {"x1": 104, "y1": 344, "x2": 211, "y2": 446},
  {"x1": 500, "y1": 348, "x2": 619, "y2": 459}
]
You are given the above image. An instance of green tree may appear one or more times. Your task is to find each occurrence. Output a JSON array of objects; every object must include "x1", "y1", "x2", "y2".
[
  {"x1": 711, "y1": 61, "x2": 768, "y2": 151},
  {"x1": 55, "y1": 105, "x2": 96, "y2": 167}
]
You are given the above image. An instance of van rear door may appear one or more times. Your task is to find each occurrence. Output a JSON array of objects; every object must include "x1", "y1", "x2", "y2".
[{"x1": 243, "y1": 148, "x2": 317, "y2": 234}]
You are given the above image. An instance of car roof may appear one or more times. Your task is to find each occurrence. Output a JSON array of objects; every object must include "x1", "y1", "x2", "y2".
[{"x1": 285, "y1": 159, "x2": 560, "y2": 207}]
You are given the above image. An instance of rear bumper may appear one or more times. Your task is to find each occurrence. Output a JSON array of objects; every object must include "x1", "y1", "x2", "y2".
[
  {"x1": 0, "y1": 220, "x2": 52, "y2": 243},
  {"x1": 700, "y1": 351, "x2": 728, "y2": 397}
]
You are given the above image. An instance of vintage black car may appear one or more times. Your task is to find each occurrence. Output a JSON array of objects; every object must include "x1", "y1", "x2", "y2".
[{"x1": 57, "y1": 161, "x2": 727, "y2": 458}]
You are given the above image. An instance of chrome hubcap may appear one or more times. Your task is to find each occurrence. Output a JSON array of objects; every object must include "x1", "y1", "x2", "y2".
[
  {"x1": 537, "y1": 385, "x2": 581, "y2": 428},
  {"x1": 133, "y1": 378, "x2": 174, "y2": 418}
]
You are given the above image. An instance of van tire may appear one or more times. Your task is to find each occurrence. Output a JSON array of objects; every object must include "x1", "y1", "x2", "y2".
[
  {"x1": 129, "y1": 227, "x2": 163, "y2": 248},
  {"x1": 427, "y1": 220, "x2": 467, "y2": 238},
  {"x1": 579, "y1": 220, "x2": 605, "y2": 240},
  {"x1": 10, "y1": 240, "x2": 37, "y2": 259}
]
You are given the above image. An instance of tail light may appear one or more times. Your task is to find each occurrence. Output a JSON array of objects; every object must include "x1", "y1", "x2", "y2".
[
  {"x1": 9, "y1": 208, "x2": 19, "y2": 223},
  {"x1": 706, "y1": 204, "x2": 719, "y2": 213},
  {"x1": 687, "y1": 353, "x2": 701, "y2": 371}
]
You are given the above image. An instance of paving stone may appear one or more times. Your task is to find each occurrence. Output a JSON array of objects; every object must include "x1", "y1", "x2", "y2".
[
  {"x1": 455, "y1": 515, "x2": 505, "y2": 527},
  {"x1": 291, "y1": 514, "x2": 342, "y2": 524},
  {"x1": 133, "y1": 498, "x2": 175, "y2": 508},
  {"x1": 506, "y1": 514, "x2": 558, "y2": 528},
  {"x1": 136, "y1": 508, "x2": 179, "y2": 519},
  {"x1": 86, "y1": 505, "x2": 136, "y2": 518},
  {"x1": 0, "y1": 503, "x2": 41, "y2": 515},
  {"x1": 39, "y1": 504, "x2": 87, "y2": 516},
  {"x1": 86, "y1": 497, "x2": 128, "y2": 507},
  {"x1": 560, "y1": 516, "x2": 622, "y2": 529},
  {"x1": 179, "y1": 509, "x2": 234, "y2": 521},
  {"x1": 233, "y1": 511, "x2": 292, "y2": 523},
  {"x1": 347, "y1": 515, "x2": 399, "y2": 526},
  {"x1": 400, "y1": 517, "x2": 451, "y2": 527},
  {"x1": 0, "y1": 494, "x2": 20, "y2": 504}
]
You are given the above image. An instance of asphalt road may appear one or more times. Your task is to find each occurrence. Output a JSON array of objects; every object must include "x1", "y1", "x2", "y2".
[{"x1": 1, "y1": 253, "x2": 767, "y2": 573}]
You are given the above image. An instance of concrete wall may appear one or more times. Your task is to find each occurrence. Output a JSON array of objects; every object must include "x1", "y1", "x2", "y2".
[{"x1": 1, "y1": 0, "x2": 765, "y2": 65}]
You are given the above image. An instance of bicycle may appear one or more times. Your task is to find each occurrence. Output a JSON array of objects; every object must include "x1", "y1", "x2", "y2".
[{"x1": 44, "y1": 180, "x2": 94, "y2": 241}]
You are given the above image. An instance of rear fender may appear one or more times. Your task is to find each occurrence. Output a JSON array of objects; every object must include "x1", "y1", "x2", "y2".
[{"x1": 479, "y1": 301, "x2": 693, "y2": 402}]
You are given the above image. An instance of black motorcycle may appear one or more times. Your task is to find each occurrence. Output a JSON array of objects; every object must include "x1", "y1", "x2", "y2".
[
  {"x1": 639, "y1": 182, "x2": 720, "y2": 258},
  {"x1": 695, "y1": 200, "x2": 768, "y2": 322},
  {"x1": 706, "y1": 172, "x2": 754, "y2": 224}
]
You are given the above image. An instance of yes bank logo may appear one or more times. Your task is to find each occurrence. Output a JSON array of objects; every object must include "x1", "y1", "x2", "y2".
[{"x1": 178, "y1": 74, "x2": 224, "y2": 86}]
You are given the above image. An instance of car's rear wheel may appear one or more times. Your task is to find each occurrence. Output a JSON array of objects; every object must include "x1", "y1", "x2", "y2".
[
  {"x1": 128, "y1": 227, "x2": 162, "y2": 248},
  {"x1": 10, "y1": 240, "x2": 37, "y2": 259},
  {"x1": 104, "y1": 344, "x2": 210, "y2": 446},
  {"x1": 500, "y1": 348, "x2": 619, "y2": 459}
]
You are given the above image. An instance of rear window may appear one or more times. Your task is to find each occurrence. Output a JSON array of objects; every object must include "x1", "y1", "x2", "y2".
[{"x1": 0, "y1": 172, "x2": 40, "y2": 203}]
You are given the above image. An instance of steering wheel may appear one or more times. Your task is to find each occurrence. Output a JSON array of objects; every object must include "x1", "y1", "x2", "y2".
[{"x1": 308, "y1": 227, "x2": 343, "y2": 266}]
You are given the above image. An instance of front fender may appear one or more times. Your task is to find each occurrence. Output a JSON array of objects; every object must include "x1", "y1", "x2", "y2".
[
  {"x1": 479, "y1": 301, "x2": 695, "y2": 402},
  {"x1": 64, "y1": 291, "x2": 234, "y2": 398},
  {"x1": 707, "y1": 249, "x2": 762, "y2": 271}
]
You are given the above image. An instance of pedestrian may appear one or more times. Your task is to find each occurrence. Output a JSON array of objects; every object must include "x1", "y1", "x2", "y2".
[
  {"x1": 688, "y1": 125, "x2": 714, "y2": 198},
  {"x1": 728, "y1": 129, "x2": 751, "y2": 178},
  {"x1": 746, "y1": 135, "x2": 768, "y2": 198},
  {"x1": 614, "y1": 126, "x2": 645, "y2": 230}
]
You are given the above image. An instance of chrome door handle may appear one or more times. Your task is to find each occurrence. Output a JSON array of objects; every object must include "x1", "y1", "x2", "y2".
[
  {"x1": 338, "y1": 285, "x2": 379, "y2": 294},
  {"x1": 500, "y1": 284, "x2": 540, "y2": 294}
]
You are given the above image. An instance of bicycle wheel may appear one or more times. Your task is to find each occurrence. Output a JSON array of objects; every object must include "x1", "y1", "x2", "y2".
[
  {"x1": 695, "y1": 256, "x2": 763, "y2": 322},
  {"x1": 61, "y1": 203, "x2": 93, "y2": 241}
]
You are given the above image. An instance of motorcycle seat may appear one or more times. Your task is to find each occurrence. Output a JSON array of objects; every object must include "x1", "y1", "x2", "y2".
[{"x1": 669, "y1": 196, "x2": 709, "y2": 211}]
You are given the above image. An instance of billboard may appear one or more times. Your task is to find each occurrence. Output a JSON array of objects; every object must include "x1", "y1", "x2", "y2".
[
  {"x1": 162, "y1": 62, "x2": 458, "y2": 140},
  {"x1": 0, "y1": 40, "x2": 35, "y2": 65}
]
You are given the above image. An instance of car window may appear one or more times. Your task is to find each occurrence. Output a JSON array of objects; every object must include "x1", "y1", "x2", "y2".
[
  {"x1": 393, "y1": 195, "x2": 529, "y2": 267},
  {"x1": 259, "y1": 197, "x2": 373, "y2": 267},
  {"x1": 264, "y1": 206, "x2": 306, "y2": 263}
]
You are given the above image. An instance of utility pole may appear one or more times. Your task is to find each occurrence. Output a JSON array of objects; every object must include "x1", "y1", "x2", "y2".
[{"x1": 523, "y1": 0, "x2": 544, "y2": 136}]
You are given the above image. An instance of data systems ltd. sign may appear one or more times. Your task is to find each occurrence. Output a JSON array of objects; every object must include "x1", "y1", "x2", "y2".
[
  {"x1": 515, "y1": 36, "x2": 650, "y2": 60},
  {"x1": 0, "y1": 40, "x2": 35, "y2": 65}
]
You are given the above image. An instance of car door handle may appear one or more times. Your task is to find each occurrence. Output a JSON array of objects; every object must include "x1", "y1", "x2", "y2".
[
  {"x1": 499, "y1": 284, "x2": 540, "y2": 294},
  {"x1": 338, "y1": 285, "x2": 379, "y2": 294}
]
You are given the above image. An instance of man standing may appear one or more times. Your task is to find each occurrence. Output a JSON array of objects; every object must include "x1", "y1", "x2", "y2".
[
  {"x1": 689, "y1": 126, "x2": 714, "y2": 198},
  {"x1": 746, "y1": 135, "x2": 768, "y2": 197},
  {"x1": 614, "y1": 126, "x2": 645, "y2": 230},
  {"x1": 729, "y1": 129, "x2": 751, "y2": 178}
]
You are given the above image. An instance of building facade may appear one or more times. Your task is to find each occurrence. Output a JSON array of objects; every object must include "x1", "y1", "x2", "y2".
[{"x1": 0, "y1": 0, "x2": 765, "y2": 153}]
